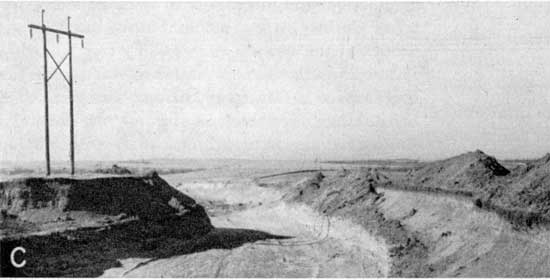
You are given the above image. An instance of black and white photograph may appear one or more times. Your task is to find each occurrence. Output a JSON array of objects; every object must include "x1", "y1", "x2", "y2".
[{"x1": 2, "y1": 1, "x2": 550, "y2": 277}]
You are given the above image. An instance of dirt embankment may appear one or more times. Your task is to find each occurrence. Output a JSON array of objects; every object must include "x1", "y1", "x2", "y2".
[
  {"x1": 405, "y1": 150, "x2": 509, "y2": 193},
  {"x1": 0, "y1": 173, "x2": 208, "y2": 223},
  {"x1": 283, "y1": 168, "x2": 431, "y2": 277},
  {"x1": 1, "y1": 173, "x2": 291, "y2": 277},
  {"x1": 153, "y1": 174, "x2": 391, "y2": 278},
  {"x1": 280, "y1": 162, "x2": 550, "y2": 277},
  {"x1": 476, "y1": 153, "x2": 550, "y2": 227},
  {"x1": 280, "y1": 165, "x2": 550, "y2": 277},
  {"x1": 0, "y1": 173, "x2": 215, "y2": 276},
  {"x1": 378, "y1": 188, "x2": 550, "y2": 277},
  {"x1": 384, "y1": 150, "x2": 550, "y2": 228}
]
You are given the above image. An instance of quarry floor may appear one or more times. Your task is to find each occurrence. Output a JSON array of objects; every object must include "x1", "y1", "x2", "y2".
[{"x1": 100, "y1": 168, "x2": 550, "y2": 277}]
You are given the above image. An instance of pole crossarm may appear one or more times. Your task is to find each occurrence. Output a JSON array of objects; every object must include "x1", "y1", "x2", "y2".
[
  {"x1": 47, "y1": 51, "x2": 70, "y2": 83},
  {"x1": 28, "y1": 24, "x2": 85, "y2": 39}
]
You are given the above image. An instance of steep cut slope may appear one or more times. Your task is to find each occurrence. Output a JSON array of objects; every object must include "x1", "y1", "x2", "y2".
[
  {"x1": 505, "y1": 153, "x2": 550, "y2": 211},
  {"x1": 284, "y1": 168, "x2": 430, "y2": 277},
  {"x1": 0, "y1": 172, "x2": 209, "y2": 223},
  {"x1": 378, "y1": 188, "x2": 550, "y2": 277},
  {"x1": 0, "y1": 173, "x2": 214, "y2": 276},
  {"x1": 478, "y1": 153, "x2": 550, "y2": 226},
  {"x1": 410, "y1": 150, "x2": 509, "y2": 192},
  {"x1": 387, "y1": 150, "x2": 550, "y2": 228},
  {"x1": 284, "y1": 168, "x2": 390, "y2": 207}
]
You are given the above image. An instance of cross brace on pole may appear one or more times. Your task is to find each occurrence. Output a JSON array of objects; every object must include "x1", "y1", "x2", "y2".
[
  {"x1": 46, "y1": 50, "x2": 70, "y2": 84},
  {"x1": 47, "y1": 52, "x2": 70, "y2": 82}
]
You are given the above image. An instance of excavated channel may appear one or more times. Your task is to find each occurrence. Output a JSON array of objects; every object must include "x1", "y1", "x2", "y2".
[{"x1": 106, "y1": 174, "x2": 391, "y2": 277}]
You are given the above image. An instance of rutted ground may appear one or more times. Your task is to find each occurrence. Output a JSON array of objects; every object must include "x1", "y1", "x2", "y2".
[{"x1": 104, "y1": 172, "x2": 390, "y2": 277}]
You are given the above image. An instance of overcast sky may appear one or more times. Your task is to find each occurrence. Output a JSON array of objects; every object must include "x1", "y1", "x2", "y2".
[{"x1": 1, "y1": 2, "x2": 550, "y2": 162}]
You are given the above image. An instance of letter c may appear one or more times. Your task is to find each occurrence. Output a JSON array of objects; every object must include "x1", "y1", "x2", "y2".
[{"x1": 10, "y1": 247, "x2": 26, "y2": 268}]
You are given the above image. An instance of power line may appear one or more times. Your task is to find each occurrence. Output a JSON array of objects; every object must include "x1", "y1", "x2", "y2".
[{"x1": 28, "y1": 9, "x2": 85, "y2": 176}]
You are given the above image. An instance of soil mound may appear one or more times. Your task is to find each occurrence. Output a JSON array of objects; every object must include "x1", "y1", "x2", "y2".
[
  {"x1": 284, "y1": 168, "x2": 427, "y2": 276},
  {"x1": 508, "y1": 153, "x2": 550, "y2": 208},
  {"x1": 0, "y1": 174, "x2": 215, "y2": 276},
  {"x1": 0, "y1": 173, "x2": 210, "y2": 223},
  {"x1": 410, "y1": 150, "x2": 509, "y2": 191},
  {"x1": 386, "y1": 150, "x2": 550, "y2": 227},
  {"x1": 477, "y1": 152, "x2": 550, "y2": 226},
  {"x1": 284, "y1": 171, "x2": 325, "y2": 203},
  {"x1": 315, "y1": 168, "x2": 390, "y2": 213},
  {"x1": 0, "y1": 174, "x2": 296, "y2": 277},
  {"x1": 285, "y1": 168, "x2": 390, "y2": 207}
]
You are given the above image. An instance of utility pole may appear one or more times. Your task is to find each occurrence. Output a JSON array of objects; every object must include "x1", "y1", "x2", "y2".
[{"x1": 28, "y1": 10, "x2": 85, "y2": 176}]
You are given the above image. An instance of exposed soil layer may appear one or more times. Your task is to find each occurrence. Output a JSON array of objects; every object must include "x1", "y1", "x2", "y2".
[
  {"x1": 378, "y1": 188, "x2": 550, "y2": 277},
  {"x1": 408, "y1": 150, "x2": 509, "y2": 192},
  {"x1": 0, "y1": 174, "x2": 225, "y2": 276},
  {"x1": 283, "y1": 168, "x2": 431, "y2": 277},
  {"x1": 0, "y1": 173, "x2": 208, "y2": 223},
  {"x1": 278, "y1": 165, "x2": 550, "y2": 277},
  {"x1": 386, "y1": 150, "x2": 550, "y2": 228},
  {"x1": 121, "y1": 172, "x2": 393, "y2": 278},
  {"x1": 476, "y1": 153, "x2": 550, "y2": 227}
]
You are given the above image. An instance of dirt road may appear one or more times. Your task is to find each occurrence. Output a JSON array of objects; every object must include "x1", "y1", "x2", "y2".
[{"x1": 101, "y1": 172, "x2": 389, "y2": 277}]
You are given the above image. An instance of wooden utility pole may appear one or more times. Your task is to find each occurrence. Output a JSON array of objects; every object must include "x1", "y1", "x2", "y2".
[{"x1": 28, "y1": 10, "x2": 85, "y2": 175}]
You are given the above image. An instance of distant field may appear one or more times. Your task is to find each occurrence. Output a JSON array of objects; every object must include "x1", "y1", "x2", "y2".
[
  {"x1": 322, "y1": 159, "x2": 419, "y2": 165},
  {"x1": 323, "y1": 159, "x2": 423, "y2": 173}
]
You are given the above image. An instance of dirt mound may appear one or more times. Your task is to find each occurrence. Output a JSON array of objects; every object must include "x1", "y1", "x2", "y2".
[
  {"x1": 410, "y1": 150, "x2": 509, "y2": 191},
  {"x1": 95, "y1": 164, "x2": 132, "y2": 175},
  {"x1": 476, "y1": 152, "x2": 550, "y2": 226},
  {"x1": 285, "y1": 168, "x2": 395, "y2": 211},
  {"x1": 0, "y1": 174, "x2": 217, "y2": 276},
  {"x1": 0, "y1": 173, "x2": 305, "y2": 277},
  {"x1": 284, "y1": 168, "x2": 428, "y2": 276},
  {"x1": 0, "y1": 173, "x2": 210, "y2": 223},
  {"x1": 284, "y1": 168, "x2": 391, "y2": 206},
  {"x1": 508, "y1": 153, "x2": 550, "y2": 209},
  {"x1": 283, "y1": 171, "x2": 325, "y2": 202},
  {"x1": 314, "y1": 168, "x2": 390, "y2": 212},
  {"x1": 385, "y1": 150, "x2": 550, "y2": 228}
]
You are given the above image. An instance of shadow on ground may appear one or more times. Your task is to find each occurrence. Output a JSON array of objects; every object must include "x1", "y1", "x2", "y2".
[{"x1": 2, "y1": 219, "x2": 290, "y2": 277}]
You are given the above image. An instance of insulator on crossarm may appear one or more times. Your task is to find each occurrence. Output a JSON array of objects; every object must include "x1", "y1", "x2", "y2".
[
  {"x1": 81, "y1": 39, "x2": 84, "y2": 48},
  {"x1": 56, "y1": 34, "x2": 59, "y2": 43},
  {"x1": 29, "y1": 28, "x2": 33, "y2": 38}
]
